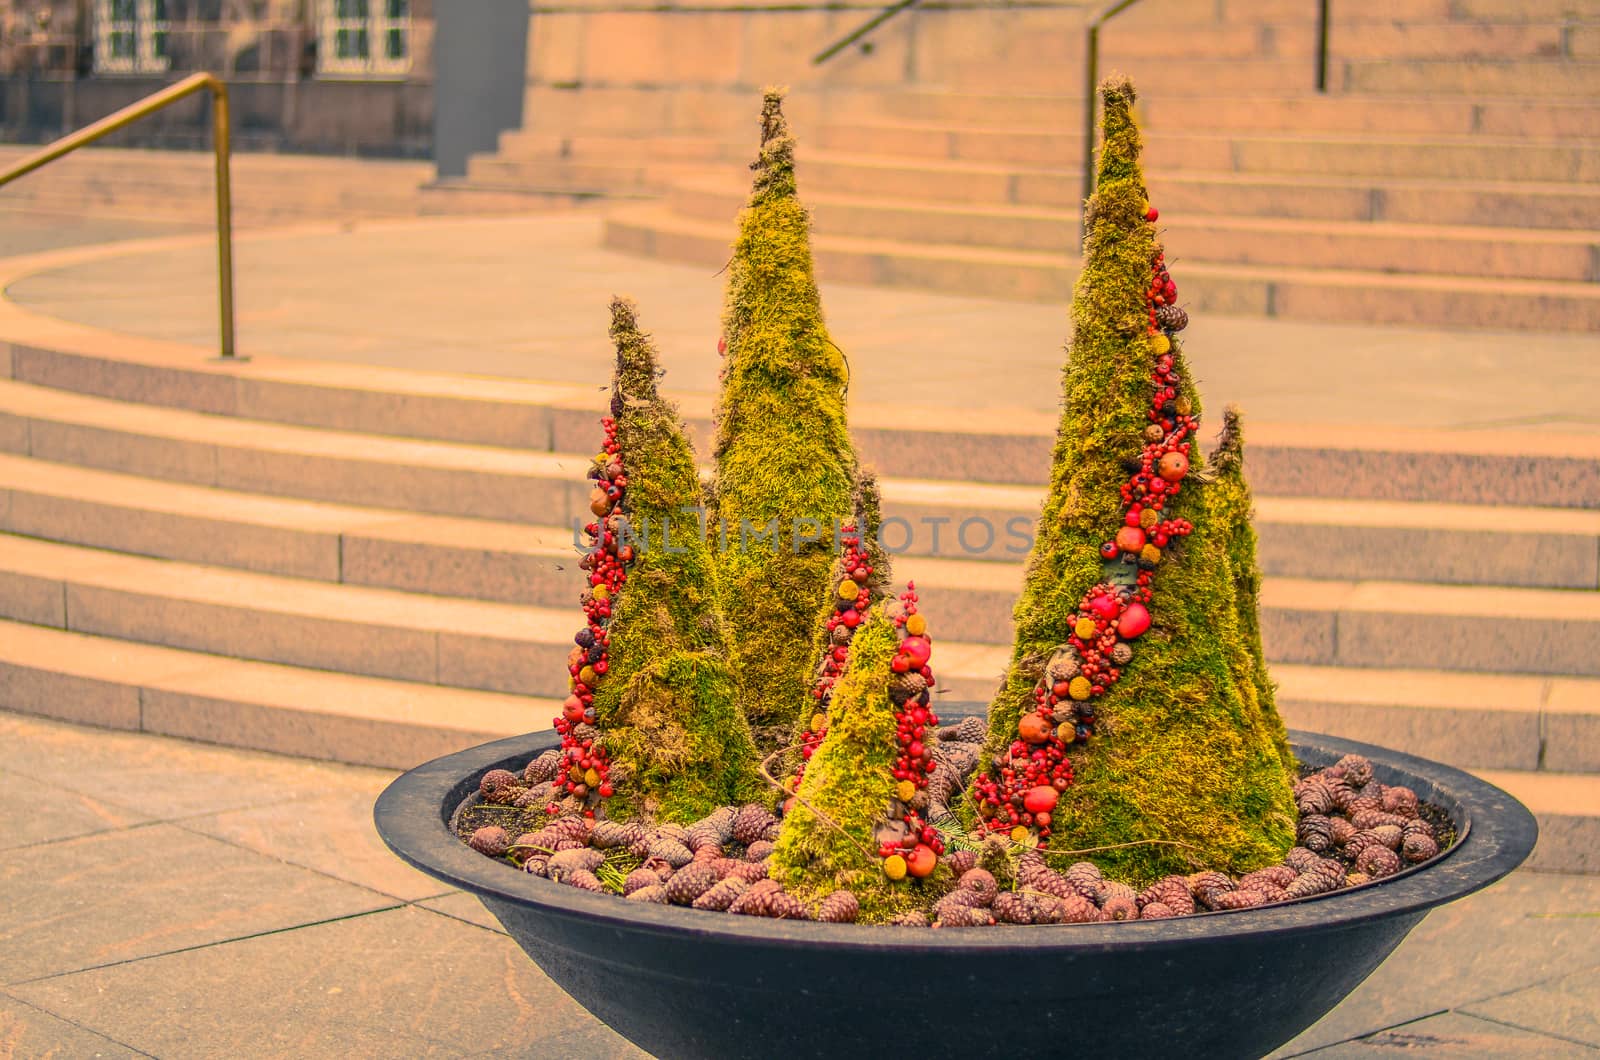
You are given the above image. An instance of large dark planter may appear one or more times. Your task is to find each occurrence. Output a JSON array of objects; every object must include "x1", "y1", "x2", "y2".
[{"x1": 375, "y1": 728, "x2": 1536, "y2": 1060}]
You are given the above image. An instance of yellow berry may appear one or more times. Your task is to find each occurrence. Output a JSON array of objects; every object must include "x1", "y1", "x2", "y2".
[
  {"x1": 592, "y1": 584, "x2": 610, "y2": 602},
  {"x1": 584, "y1": 768, "x2": 600, "y2": 787},
  {"x1": 1069, "y1": 676, "x2": 1092, "y2": 701},
  {"x1": 1074, "y1": 617, "x2": 1097, "y2": 641},
  {"x1": 837, "y1": 579, "x2": 859, "y2": 601},
  {"x1": 1010, "y1": 826, "x2": 1031, "y2": 843},
  {"x1": 579, "y1": 666, "x2": 597, "y2": 686},
  {"x1": 895, "y1": 780, "x2": 916, "y2": 802},
  {"x1": 810, "y1": 712, "x2": 827, "y2": 733},
  {"x1": 906, "y1": 613, "x2": 927, "y2": 636},
  {"x1": 1141, "y1": 544, "x2": 1163, "y2": 564},
  {"x1": 1058, "y1": 722, "x2": 1076, "y2": 743},
  {"x1": 883, "y1": 854, "x2": 908, "y2": 881},
  {"x1": 1151, "y1": 334, "x2": 1171, "y2": 355},
  {"x1": 1175, "y1": 395, "x2": 1193, "y2": 416},
  {"x1": 1139, "y1": 508, "x2": 1160, "y2": 530}
]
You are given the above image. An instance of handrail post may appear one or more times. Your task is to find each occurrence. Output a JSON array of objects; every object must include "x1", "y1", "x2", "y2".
[
  {"x1": 1081, "y1": 20, "x2": 1101, "y2": 210},
  {"x1": 211, "y1": 82, "x2": 236, "y2": 359},
  {"x1": 1315, "y1": 0, "x2": 1331, "y2": 92}
]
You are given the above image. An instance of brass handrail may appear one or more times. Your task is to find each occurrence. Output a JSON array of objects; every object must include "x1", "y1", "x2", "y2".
[
  {"x1": 0, "y1": 72, "x2": 237, "y2": 359},
  {"x1": 813, "y1": 0, "x2": 922, "y2": 65}
]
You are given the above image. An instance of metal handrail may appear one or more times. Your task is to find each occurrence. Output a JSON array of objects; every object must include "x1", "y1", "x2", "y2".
[
  {"x1": 813, "y1": 0, "x2": 922, "y2": 65},
  {"x1": 1080, "y1": 0, "x2": 1143, "y2": 208},
  {"x1": 1315, "y1": 0, "x2": 1332, "y2": 92},
  {"x1": 0, "y1": 72, "x2": 238, "y2": 359}
]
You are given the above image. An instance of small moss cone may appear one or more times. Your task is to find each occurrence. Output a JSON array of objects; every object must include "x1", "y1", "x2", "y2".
[
  {"x1": 770, "y1": 608, "x2": 945, "y2": 922},
  {"x1": 978, "y1": 79, "x2": 1295, "y2": 884},
  {"x1": 710, "y1": 88, "x2": 857, "y2": 752},
  {"x1": 593, "y1": 298, "x2": 760, "y2": 822}
]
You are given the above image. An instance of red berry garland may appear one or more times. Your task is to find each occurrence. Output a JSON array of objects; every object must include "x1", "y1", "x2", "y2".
[
  {"x1": 793, "y1": 524, "x2": 875, "y2": 788},
  {"x1": 878, "y1": 584, "x2": 945, "y2": 879},
  {"x1": 976, "y1": 201, "x2": 1196, "y2": 842},
  {"x1": 552, "y1": 417, "x2": 635, "y2": 816}
]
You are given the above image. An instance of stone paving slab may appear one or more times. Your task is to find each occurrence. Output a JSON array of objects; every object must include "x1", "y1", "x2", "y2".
[
  {"x1": 1295, "y1": 1011, "x2": 1600, "y2": 1058},
  {"x1": 0, "y1": 768, "x2": 151, "y2": 852},
  {"x1": 9, "y1": 906, "x2": 647, "y2": 1060},
  {"x1": 7, "y1": 213, "x2": 1599, "y2": 434},
  {"x1": 0, "y1": 992, "x2": 146, "y2": 1059},
  {"x1": 1461, "y1": 965, "x2": 1600, "y2": 1049}
]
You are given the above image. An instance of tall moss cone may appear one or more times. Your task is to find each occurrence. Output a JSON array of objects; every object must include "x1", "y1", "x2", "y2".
[
  {"x1": 770, "y1": 608, "x2": 944, "y2": 921},
  {"x1": 710, "y1": 89, "x2": 857, "y2": 751},
  {"x1": 978, "y1": 79, "x2": 1295, "y2": 883},
  {"x1": 593, "y1": 298, "x2": 760, "y2": 822}
]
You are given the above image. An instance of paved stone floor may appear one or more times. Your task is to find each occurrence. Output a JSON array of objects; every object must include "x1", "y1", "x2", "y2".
[
  {"x1": 1, "y1": 710, "x2": 1595, "y2": 1059},
  {"x1": 7, "y1": 211, "x2": 1600, "y2": 434}
]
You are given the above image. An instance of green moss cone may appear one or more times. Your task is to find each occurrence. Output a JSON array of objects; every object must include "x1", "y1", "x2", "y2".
[
  {"x1": 711, "y1": 89, "x2": 857, "y2": 752},
  {"x1": 770, "y1": 608, "x2": 944, "y2": 921},
  {"x1": 980, "y1": 79, "x2": 1295, "y2": 883},
  {"x1": 594, "y1": 299, "x2": 760, "y2": 822}
]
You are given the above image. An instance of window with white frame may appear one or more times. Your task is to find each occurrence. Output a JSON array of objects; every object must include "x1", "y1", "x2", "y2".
[
  {"x1": 94, "y1": 0, "x2": 170, "y2": 74},
  {"x1": 318, "y1": 0, "x2": 410, "y2": 77}
]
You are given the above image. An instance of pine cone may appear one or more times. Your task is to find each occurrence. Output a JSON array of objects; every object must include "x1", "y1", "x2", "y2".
[
  {"x1": 1298, "y1": 813, "x2": 1334, "y2": 852},
  {"x1": 523, "y1": 750, "x2": 562, "y2": 784},
  {"x1": 1402, "y1": 818, "x2": 1436, "y2": 842},
  {"x1": 1352, "y1": 809, "x2": 1408, "y2": 832},
  {"x1": 1382, "y1": 786, "x2": 1419, "y2": 818},
  {"x1": 647, "y1": 837, "x2": 694, "y2": 868},
  {"x1": 1211, "y1": 889, "x2": 1265, "y2": 911},
  {"x1": 1330, "y1": 817, "x2": 1357, "y2": 847},
  {"x1": 1064, "y1": 861, "x2": 1104, "y2": 901},
  {"x1": 948, "y1": 716, "x2": 988, "y2": 744},
  {"x1": 1346, "y1": 796, "x2": 1384, "y2": 820},
  {"x1": 744, "y1": 840, "x2": 775, "y2": 862},
  {"x1": 1140, "y1": 901, "x2": 1175, "y2": 920},
  {"x1": 761, "y1": 819, "x2": 782, "y2": 843},
  {"x1": 1356, "y1": 845, "x2": 1401, "y2": 879},
  {"x1": 468, "y1": 825, "x2": 510, "y2": 858},
  {"x1": 816, "y1": 890, "x2": 860, "y2": 924},
  {"x1": 992, "y1": 892, "x2": 1033, "y2": 924},
  {"x1": 589, "y1": 820, "x2": 643, "y2": 850},
  {"x1": 506, "y1": 832, "x2": 544, "y2": 866},
  {"x1": 888, "y1": 910, "x2": 930, "y2": 928},
  {"x1": 725, "y1": 860, "x2": 769, "y2": 884},
  {"x1": 692, "y1": 877, "x2": 750, "y2": 912},
  {"x1": 551, "y1": 837, "x2": 588, "y2": 853},
  {"x1": 957, "y1": 869, "x2": 998, "y2": 905},
  {"x1": 1344, "y1": 829, "x2": 1386, "y2": 861},
  {"x1": 622, "y1": 868, "x2": 662, "y2": 895},
  {"x1": 1330, "y1": 781, "x2": 1359, "y2": 814},
  {"x1": 1283, "y1": 846, "x2": 1321, "y2": 874},
  {"x1": 664, "y1": 863, "x2": 720, "y2": 906},
  {"x1": 655, "y1": 822, "x2": 690, "y2": 844},
  {"x1": 932, "y1": 889, "x2": 987, "y2": 923},
  {"x1": 936, "y1": 905, "x2": 996, "y2": 928},
  {"x1": 549, "y1": 816, "x2": 591, "y2": 842},
  {"x1": 1188, "y1": 871, "x2": 1235, "y2": 909},
  {"x1": 478, "y1": 769, "x2": 522, "y2": 804},
  {"x1": 561, "y1": 868, "x2": 605, "y2": 893},
  {"x1": 1293, "y1": 777, "x2": 1337, "y2": 816},
  {"x1": 697, "y1": 806, "x2": 738, "y2": 843},
  {"x1": 1284, "y1": 858, "x2": 1344, "y2": 899},
  {"x1": 1155, "y1": 303, "x2": 1189, "y2": 332},
  {"x1": 684, "y1": 825, "x2": 724, "y2": 855},
  {"x1": 1057, "y1": 894, "x2": 1101, "y2": 924},
  {"x1": 1138, "y1": 877, "x2": 1196, "y2": 916},
  {"x1": 522, "y1": 855, "x2": 549, "y2": 877},
  {"x1": 692, "y1": 844, "x2": 721, "y2": 865},
  {"x1": 547, "y1": 847, "x2": 605, "y2": 882},
  {"x1": 1368, "y1": 823, "x2": 1403, "y2": 851},
  {"x1": 727, "y1": 879, "x2": 784, "y2": 917},
  {"x1": 889, "y1": 672, "x2": 928, "y2": 704},
  {"x1": 1097, "y1": 880, "x2": 1137, "y2": 909},
  {"x1": 1102, "y1": 895, "x2": 1139, "y2": 921},
  {"x1": 1239, "y1": 865, "x2": 1297, "y2": 892},
  {"x1": 1333, "y1": 754, "x2": 1374, "y2": 788},
  {"x1": 732, "y1": 804, "x2": 776, "y2": 846},
  {"x1": 642, "y1": 855, "x2": 676, "y2": 881},
  {"x1": 626, "y1": 885, "x2": 669, "y2": 904},
  {"x1": 1402, "y1": 833, "x2": 1440, "y2": 863},
  {"x1": 940, "y1": 851, "x2": 979, "y2": 877}
]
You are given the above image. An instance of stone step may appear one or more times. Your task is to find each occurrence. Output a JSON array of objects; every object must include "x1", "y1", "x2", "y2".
[
  {"x1": 9, "y1": 331, "x2": 1600, "y2": 507},
  {"x1": 1138, "y1": 96, "x2": 1600, "y2": 139},
  {"x1": 1468, "y1": 768, "x2": 1599, "y2": 873},
  {"x1": 0, "y1": 617, "x2": 547, "y2": 770},
  {"x1": 0, "y1": 533, "x2": 577, "y2": 697},
  {"x1": 1344, "y1": 58, "x2": 1600, "y2": 96},
  {"x1": 604, "y1": 205, "x2": 1600, "y2": 332},
  {"x1": 668, "y1": 183, "x2": 1600, "y2": 282},
  {"x1": 1102, "y1": 20, "x2": 1578, "y2": 61}
]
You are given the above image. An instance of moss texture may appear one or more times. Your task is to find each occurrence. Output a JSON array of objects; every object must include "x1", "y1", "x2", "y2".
[
  {"x1": 979, "y1": 79, "x2": 1295, "y2": 884},
  {"x1": 594, "y1": 299, "x2": 760, "y2": 822},
  {"x1": 770, "y1": 608, "x2": 948, "y2": 921},
  {"x1": 710, "y1": 89, "x2": 857, "y2": 751}
]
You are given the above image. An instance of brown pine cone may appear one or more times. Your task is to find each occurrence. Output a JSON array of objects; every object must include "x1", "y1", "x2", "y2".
[
  {"x1": 1016, "y1": 849, "x2": 1048, "y2": 877},
  {"x1": 697, "y1": 806, "x2": 738, "y2": 842},
  {"x1": 1155, "y1": 303, "x2": 1189, "y2": 332},
  {"x1": 1402, "y1": 818, "x2": 1436, "y2": 842},
  {"x1": 549, "y1": 816, "x2": 591, "y2": 842},
  {"x1": 744, "y1": 840, "x2": 775, "y2": 862},
  {"x1": 1382, "y1": 786, "x2": 1419, "y2": 818},
  {"x1": 551, "y1": 837, "x2": 588, "y2": 853},
  {"x1": 1138, "y1": 877, "x2": 1196, "y2": 916},
  {"x1": 1140, "y1": 901, "x2": 1176, "y2": 920},
  {"x1": 1058, "y1": 894, "x2": 1101, "y2": 924},
  {"x1": 523, "y1": 750, "x2": 562, "y2": 785},
  {"x1": 468, "y1": 825, "x2": 510, "y2": 858},
  {"x1": 1330, "y1": 817, "x2": 1357, "y2": 847},
  {"x1": 1238, "y1": 865, "x2": 1297, "y2": 892},
  {"x1": 816, "y1": 890, "x2": 860, "y2": 924},
  {"x1": 646, "y1": 837, "x2": 694, "y2": 868},
  {"x1": 732, "y1": 804, "x2": 776, "y2": 846},
  {"x1": 1344, "y1": 829, "x2": 1386, "y2": 861},
  {"x1": 725, "y1": 860, "x2": 769, "y2": 884},
  {"x1": 1284, "y1": 858, "x2": 1344, "y2": 899},
  {"x1": 932, "y1": 889, "x2": 987, "y2": 923},
  {"x1": 1346, "y1": 796, "x2": 1384, "y2": 820},
  {"x1": 692, "y1": 844, "x2": 721, "y2": 865},
  {"x1": 936, "y1": 905, "x2": 996, "y2": 928},
  {"x1": 561, "y1": 868, "x2": 605, "y2": 893},
  {"x1": 1297, "y1": 813, "x2": 1334, "y2": 853},
  {"x1": 589, "y1": 820, "x2": 642, "y2": 850},
  {"x1": 626, "y1": 885, "x2": 669, "y2": 904},
  {"x1": 1211, "y1": 890, "x2": 1265, "y2": 911},
  {"x1": 943, "y1": 849, "x2": 979, "y2": 877},
  {"x1": 1249, "y1": 884, "x2": 1290, "y2": 905},
  {"x1": 1064, "y1": 861, "x2": 1104, "y2": 901},
  {"x1": 547, "y1": 847, "x2": 605, "y2": 882},
  {"x1": 947, "y1": 716, "x2": 988, "y2": 744},
  {"x1": 691, "y1": 877, "x2": 749, "y2": 912},
  {"x1": 664, "y1": 863, "x2": 719, "y2": 906},
  {"x1": 1332, "y1": 754, "x2": 1374, "y2": 788},
  {"x1": 622, "y1": 868, "x2": 662, "y2": 895},
  {"x1": 708, "y1": 857, "x2": 743, "y2": 879},
  {"x1": 888, "y1": 910, "x2": 930, "y2": 928},
  {"x1": 522, "y1": 856, "x2": 549, "y2": 877},
  {"x1": 889, "y1": 672, "x2": 928, "y2": 704},
  {"x1": 1402, "y1": 833, "x2": 1440, "y2": 863},
  {"x1": 761, "y1": 819, "x2": 782, "y2": 843},
  {"x1": 655, "y1": 822, "x2": 689, "y2": 843},
  {"x1": 1330, "y1": 781, "x2": 1359, "y2": 814},
  {"x1": 478, "y1": 769, "x2": 523, "y2": 804},
  {"x1": 1352, "y1": 809, "x2": 1407, "y2": 831},
  {"x1": 1021, "y1": 869, "x2": 1076, "y2": 903},
  {"x1": 1369, "y1": 824, "x2": 1403, "y2": 851},
  {"x1": 1356, "y1": 845, "x2": 1401, "y2": 879},
  {"x1": 992, "y1": 892, "x2": 1034, "y2": 924},
  {"x1": 764, "y1": 892, "x2": 810, "y2": 920},
  {"x1": 1097, "y1": 880, "x2": 1138, "y2": 909},
  {"x1": 1188, "y1": 871, "x2": 1235, "y2": 909},
  {"x1": 512, "y1": 783, "x2": 554, "y2": 809},
  {"x1": 727, "y1": 878, "x2": 783, "y2": 916},
  {"x1": 957, "y1": 869, "x2": 998, "y2": 905},
  {"x1": 1294, "y1": 777, "x2": 1337, "y2": 816},
  {"x1": 1102, "y1": 895, "x2": 1139, "y2": 921},
  {"x1": 1283, "y1": 846, "x2": 1321, "y2": 874},
  {"x1": 641, "y1": 855, "x2": 677, "y2": 881},
  {"x1": 685, "y1": 826, "x2": 724, "y2": 855}
]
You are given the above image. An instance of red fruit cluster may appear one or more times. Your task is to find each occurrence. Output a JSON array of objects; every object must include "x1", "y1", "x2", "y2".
[
  {"x1": 1146, "y1": 247, "x2": 1176, "y2": 335},
  {"x1": 880, "y1": 585, "x2": 944, "y2": 867},
  {"x1": 794, "y1": 525, "x2": 875, "y2": 787},
  {"x1": 553, "y1": 417, "x2": 634, "y2": 816}
]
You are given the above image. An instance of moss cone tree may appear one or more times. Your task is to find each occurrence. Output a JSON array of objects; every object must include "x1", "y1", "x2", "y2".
[
  {"x1": 974, "y1": 79, "x2": 1295, "y2": 883},
  {"x1": 585, "y1": 298, "x2": 760, "y2": 823},
  {"x1": 710, "y1": 89, "x2": 857, "y2": 752}
]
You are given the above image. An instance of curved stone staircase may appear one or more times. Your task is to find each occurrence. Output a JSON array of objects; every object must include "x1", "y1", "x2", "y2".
[{"x1": 0, "y1": 234, "x2": 1594, "y2": 871}]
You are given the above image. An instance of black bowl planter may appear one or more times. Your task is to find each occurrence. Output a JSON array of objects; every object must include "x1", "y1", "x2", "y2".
[{"x1": 375, "y1": 728, "x2": 1536, "y2": 1060}]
